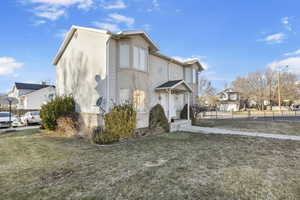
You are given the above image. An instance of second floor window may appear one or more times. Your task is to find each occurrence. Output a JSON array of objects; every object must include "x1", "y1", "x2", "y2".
[
  {"x1": 133, "y1": 46, "x2": 147, "y2": 71},
  {"x1": 192, "y1": 69, "x2": 197, "y2": 84},
  {"x1": 120, "y1": 44, "x2": 129, "y2": 68},
  {"x1": 185, "y1": 68, "x2": 192, "y2": 83}
]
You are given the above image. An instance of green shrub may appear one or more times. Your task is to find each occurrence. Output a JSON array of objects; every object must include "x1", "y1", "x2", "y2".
[
  {"x1": 149, "y1": 104, "x2": 170, "y2": 132},
  {"x1": 40, "y1": 96, "x2": 76, "y2": 130},
  {"x1": 180, "y1": 104, "x2": 195, "y2": 121},
  {"x1": 92, "y1": 103, "x2": 137, "y2": 144},
  {"x1": 91, "y1": 127, "x2": 119, "y2": 145}
]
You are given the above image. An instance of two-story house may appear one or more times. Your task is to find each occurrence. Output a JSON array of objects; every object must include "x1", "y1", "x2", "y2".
[
  {"x1": 8, "y1": 82, "x2": 56, "y2": 110},
  {"x1": 218, "y1": 88, "x2": 240, "y2": 112},
  {"x1": 53, "y1": 26, "x2": 204, "y2": 129}
]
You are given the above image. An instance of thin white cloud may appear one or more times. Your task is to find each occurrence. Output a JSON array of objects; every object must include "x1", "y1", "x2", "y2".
[
  {"x1": 93, "y1": 12, "x2": 134, "y2": 32},
  {"x1": 55, "y1": 29, "x2": 68, "y2": 39},
  {"x1": 152, "y1": 0, "x2": 159, "y2": 8},
  {"x1": 33, "y1": 5, "x2": 65, "y2": 20},
  {"x1": 259, "y1": 33, "x2": 285, "y2": 44},
  {"x1": 268, "y1": 56, "x2": 300, "y2": 74},
  {"x1": 28, "y1": 0, "x2": 92, "y2": 7},
  {"x1": 284, "y1": 49, "x2": 300, "y2": 56},
  {"x1": 33, "y1": 20, "x2": 46, "y2": 25},
  {"x1": 281, "y1": 16, "x2": 292, "y2": 31},
  {"x1": 108, "y1": 13, "x2": 134, "y2": 26},
  {"x1": 281, "y1": 17, "x2": 289, "y2": 25},
  {"x1": 0, "y1": 57, "x2": 24, "y2": 75},
  {"x1": 102, "y1": 0, "x2": 126, "y2": 9},
  {"x1": 141, "y1": 24, "x2": 151, "y2": 31},
  {"x1": 77, "y1": 0, "x2": 93, "y2": 9},
  {"x1": 92, "y1": 22, "x2": 121, "y2": 32},
  {"x1": 147, "y1": 0, "x2": 160, "y2": 12},
  {"x1": 26, "y1": 0, "x2": 93, "y2": 21}
]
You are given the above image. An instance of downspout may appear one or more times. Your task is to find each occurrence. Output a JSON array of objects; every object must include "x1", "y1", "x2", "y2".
[
  {"x1": 106, "y1": 36, "x2": 111, "y2": 112},
  {"x1": 167, "y1": 62, "x2": 170, "y2": 81}
]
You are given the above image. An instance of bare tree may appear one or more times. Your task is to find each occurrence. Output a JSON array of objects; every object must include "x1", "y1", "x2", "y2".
[
  {"x1": 198, "y1": 76, "x2": 217, "y2": 107},
  {"x1": 232, "y1": 68, "x2": 300, "y2": 110}
]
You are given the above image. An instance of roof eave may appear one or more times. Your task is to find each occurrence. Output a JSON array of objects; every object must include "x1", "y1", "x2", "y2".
[
  {"x1": 116, "y1": 31, "x2": 160, "y2": 52},
  {"x1": 52, "y1": 26, "x2": 111, "y2": 66},
  {"x1": 155, "y1": 80, "x2": 192, "y2": 93}
]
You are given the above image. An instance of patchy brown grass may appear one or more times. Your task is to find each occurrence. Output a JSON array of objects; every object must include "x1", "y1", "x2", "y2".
[
  {"x1": 0, "y1": 129, "x2": 299, "y2": 200},
  {"x1": 195, "y1": 119, "x2": 300, "y2": 136}
]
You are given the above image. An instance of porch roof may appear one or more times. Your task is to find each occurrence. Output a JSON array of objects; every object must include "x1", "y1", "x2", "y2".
[{"x1": 155, "y1": 80, "x2": 192, "y2": 93}]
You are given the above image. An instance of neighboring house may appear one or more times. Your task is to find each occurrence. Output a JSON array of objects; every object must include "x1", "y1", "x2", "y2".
[
  {"x1": 0, "y1": 94, "x2": 8, "y2": 108},
  {"x1": 53, "y1": 26, "x2": 204, "y2": 129},
  {"x1": 8, "y1": 82, "x2": 56, "y2": 110},
  {"x1": 218, "y1": 89, "x2": 240, "y2": 112}
]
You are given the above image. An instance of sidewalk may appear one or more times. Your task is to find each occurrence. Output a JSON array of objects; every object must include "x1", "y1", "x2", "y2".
[
  {"x1": 0, "y1": 126, "x2": 40, "y2": 134},
  {"x1": 183, "y1": 126, "x2": 300, "y2": 141}
]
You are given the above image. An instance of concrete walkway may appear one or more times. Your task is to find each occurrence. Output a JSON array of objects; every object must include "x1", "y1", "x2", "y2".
[
  {"x1": 183, "y1": 126, "x2": 300, "y2": 141},
  {"x1": 0, "y1": 126, "x2": 40, "y2": 134}
]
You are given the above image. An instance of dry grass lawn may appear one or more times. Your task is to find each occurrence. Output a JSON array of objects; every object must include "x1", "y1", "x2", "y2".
[
  {"x1": 195, "y1": 119, "x2": 300, "y2": 136},
  {"x1": 0, "y1": 129, "x2": 299, "y2": 200}
]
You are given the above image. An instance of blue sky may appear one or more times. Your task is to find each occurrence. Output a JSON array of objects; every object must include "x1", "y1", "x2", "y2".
[{"x1": 1, "y1": 0, "x2": 300, "y2": 93}]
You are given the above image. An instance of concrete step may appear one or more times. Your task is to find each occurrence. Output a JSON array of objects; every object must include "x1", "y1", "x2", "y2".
[{"x1": 170, "y1": 120, "x2": 191, "y2": 132}]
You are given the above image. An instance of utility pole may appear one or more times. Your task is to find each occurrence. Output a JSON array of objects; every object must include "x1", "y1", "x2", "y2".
[
  {"x1": 277, "y1": 65, "x2": 288, "y2": 111},
  {"x1": 278, "y1": 70, "x2": 281, "y2": 110}
]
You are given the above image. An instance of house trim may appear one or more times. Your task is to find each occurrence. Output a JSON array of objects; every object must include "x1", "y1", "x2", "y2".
[
  {"x1": 52, "y1": 26, "x2": 204, "y2": 72},
  {"x1": 155, "y1": 80, "x2": 193, "y2": 93}
]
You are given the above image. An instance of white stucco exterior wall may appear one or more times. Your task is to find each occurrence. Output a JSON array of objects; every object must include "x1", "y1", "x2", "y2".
[
  {"x1": 54, "y1": 28, "x2": 201, "y2": 129},
  {"x1": 56, "y1": 29, "x2": 110, "y2": 114}
]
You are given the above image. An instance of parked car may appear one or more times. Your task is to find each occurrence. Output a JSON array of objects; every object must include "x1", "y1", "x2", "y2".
[
  {"x1": 0, "y1": 112, "x2": 19, "y2": 128},
  {"x1": 291, "y1": 104, "x2": 300, "y2": 111},
  {"x1": 21, "y1": 111, "x2": 41, "y2": 125}
]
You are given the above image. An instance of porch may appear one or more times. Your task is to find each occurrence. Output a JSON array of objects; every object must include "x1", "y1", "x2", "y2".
[{"x1": 155, "y1": 80, "x2": 192, "y2": 131}]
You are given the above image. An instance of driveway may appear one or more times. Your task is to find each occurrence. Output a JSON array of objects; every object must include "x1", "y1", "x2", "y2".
[{"x1": 0, "y1": 125, "x2": 40, "y2": 134}]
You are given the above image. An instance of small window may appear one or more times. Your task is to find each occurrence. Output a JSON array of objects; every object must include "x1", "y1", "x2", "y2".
[
  {"x1": 120, "y1": 89, "x2": 130, "y2": 103},
  {"x1": 133, "y1": 46, "x2": 147, "y2": 71},
  {"x1": 185, "y1": 68, "x2": 192, "y2": 83},
  {"x1": 139, "y1": 48, "x2": 147, "y2": 71},
  {"x1": 192, "y1": 69, "x2": 197, "y2": 84},
  {"x1": 133, "y1": 46, "x2": 139, "y2": 69},
  {"x1": 133, "y1": 90, "x2": 145, "y2": 112},
  {"x1": 120, "y1": 44, "x2": 129, "y2": 68}
]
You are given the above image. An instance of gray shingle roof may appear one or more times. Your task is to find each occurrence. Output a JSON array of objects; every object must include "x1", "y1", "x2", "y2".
[
  {"x1": 156, "y1": 80, "x2": 183, "y2": 89},
  {"x1": 15, "y1": 82, "x2": 55, "y2": 90}
]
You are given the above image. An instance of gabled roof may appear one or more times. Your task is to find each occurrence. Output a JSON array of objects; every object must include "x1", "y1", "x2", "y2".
[
  {"x1": 183, "y1": 58, "x2": 204, "y2": 71},
  {"x1": 20, "y1": 85, "x2": 55, "y2": 97},
  {"x1": 151, "y1": 52, "x2": 204, "y2": 71},
  {"x1": 156, "y1": 80, "x2": 192, "y2": 93},
  {"x1": 52, "y1": 25, "x2": 204, "y2": 72},
  {"x1": 218, "y1": 88, "x2": 238, "y2": 94},
  {"x1": 52, "y1": 26, "x2": 159, "y2": 65},
  {"x1": 15, "y1": 82, "x2": 55, "y2": 91},
  {"x1": 116, "y1": 30, "x2": 159, "y2": 52}
]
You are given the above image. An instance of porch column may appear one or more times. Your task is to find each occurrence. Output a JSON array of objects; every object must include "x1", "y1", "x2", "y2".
[
  {"x1": 187, "y1": 92, "x2": 190, "y2": 121},
  {"x1": 168, "y1": 89, "x2": 171, "y2": 122}
]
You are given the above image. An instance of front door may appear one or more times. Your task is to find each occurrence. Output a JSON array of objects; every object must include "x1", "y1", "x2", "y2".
[
  {"x1": 159, "y1": 93, "x2": 168, "y2": 117},
  {"x1": 169, "y1": 95, "x2": 176, "y2": 118}
]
